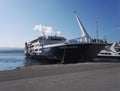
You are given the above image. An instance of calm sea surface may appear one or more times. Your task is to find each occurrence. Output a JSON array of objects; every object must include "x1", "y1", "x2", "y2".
[{"x1": 0, "y1": 51, "x2": 52, "y2": 71}]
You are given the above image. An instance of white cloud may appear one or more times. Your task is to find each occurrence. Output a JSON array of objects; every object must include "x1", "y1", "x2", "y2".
[{"x1": 33, "y1": 24, "x2": 55, "y2": 35}]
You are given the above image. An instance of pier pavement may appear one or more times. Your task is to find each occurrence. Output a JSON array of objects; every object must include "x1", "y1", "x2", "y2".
[{"x1": 0, "y1": 62, "x2": 120, "y2": 91}]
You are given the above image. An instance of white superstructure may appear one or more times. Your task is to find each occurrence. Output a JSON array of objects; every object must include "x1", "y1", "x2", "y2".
[
  {"x1": 97, "y1": 42, "x2": 120, "y2": 57},
  {"x1": 24, "y1": 36, "x2": 66, "y2": 56}
]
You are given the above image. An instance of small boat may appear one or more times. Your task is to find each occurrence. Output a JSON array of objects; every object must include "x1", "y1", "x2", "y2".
[
  {"x1": 97, "y1": 42, "x2": 120, "y2": 59},
  {"x1": 24, "y1": 11, "x2": 106, "y2": 63}
]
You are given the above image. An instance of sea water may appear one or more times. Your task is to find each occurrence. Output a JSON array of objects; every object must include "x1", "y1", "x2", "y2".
[{"x1": 0, "y1": 51, "x2": 46, "y2": 71}]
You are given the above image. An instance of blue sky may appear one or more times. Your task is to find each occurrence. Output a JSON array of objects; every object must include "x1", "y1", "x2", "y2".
[{"x1": 0, "y1": 0, "x2": 120, "y2": 47}]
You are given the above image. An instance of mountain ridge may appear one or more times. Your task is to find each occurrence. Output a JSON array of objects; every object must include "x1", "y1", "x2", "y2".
[{"x1": 0, "y1": 47, "x2": 24, "y2": 51}]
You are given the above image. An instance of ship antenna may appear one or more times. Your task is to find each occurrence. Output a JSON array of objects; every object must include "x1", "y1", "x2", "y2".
[
  {"x1": 74, "y1": 11, "x2": 92, "y2": 42},
  {"x1": 103, "y1": 35, "x2": 107, "y2": 43},
  {"x1": 96, "y1": 21, "x2": 99, "y2": 43}
]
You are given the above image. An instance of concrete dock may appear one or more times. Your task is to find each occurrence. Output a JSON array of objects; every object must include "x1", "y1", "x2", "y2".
[{"x1": 0, "y1": 62, "x2": 120, "y2": 91}]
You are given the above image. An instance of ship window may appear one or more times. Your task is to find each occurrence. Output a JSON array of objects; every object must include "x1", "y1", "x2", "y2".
[
  {"x1": 30, "y1": 45, "x2": 34, "y2": 47},
  {"x1": 35, "y1": 49, "x2": 38, "y2": 51},
  {"x1": 49, "y1": 37, "x2": 65, "y2": 41},
  {"x1": 108, "y1": 53, "x2": 111, "y2": 55},
  {"x1": 105, "y1": 53, "x2": 107, "y2": 55},
  {"x1": 119, "y1": 53, "x2": 120, "y2": 55}
]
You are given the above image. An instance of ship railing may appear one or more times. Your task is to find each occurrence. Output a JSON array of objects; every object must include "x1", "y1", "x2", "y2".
[{"x1": 69, "y1": 37, "x2": 92, "y2": 43}]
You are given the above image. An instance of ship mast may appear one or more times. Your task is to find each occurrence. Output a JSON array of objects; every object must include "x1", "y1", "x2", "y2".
[
  {"x1": 96, "y1": 21, "x2": 99, "y2": 43},
  {"x1": 74, "y1": 11, "x2": 92, "y2": 42}
]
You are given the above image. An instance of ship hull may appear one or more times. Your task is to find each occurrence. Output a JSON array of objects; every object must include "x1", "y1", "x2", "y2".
[{"x1": 25, "y1": 43, "x2": 106, "y2": 63}]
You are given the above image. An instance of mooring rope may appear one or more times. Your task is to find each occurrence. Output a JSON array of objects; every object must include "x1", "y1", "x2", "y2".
[{"x1": 61, "y1": 43, "x2": 67, "y2": 64}]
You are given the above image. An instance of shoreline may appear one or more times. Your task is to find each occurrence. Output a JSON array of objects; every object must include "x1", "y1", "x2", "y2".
[
  {"x1": 0, "y1": 59, "x2": 119, "y2": 72},
  {"x1": 16, "y1": 60, "x2": 120, "y2": 70}
]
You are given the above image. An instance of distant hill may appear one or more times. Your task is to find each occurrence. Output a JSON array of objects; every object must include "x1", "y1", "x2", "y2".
[
  {"x1": 0, "y1": 47, "x2": 23, "y2": 50},
  {"x1": 0, "y1": 47, "x2": 24, "y2": 53}
]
